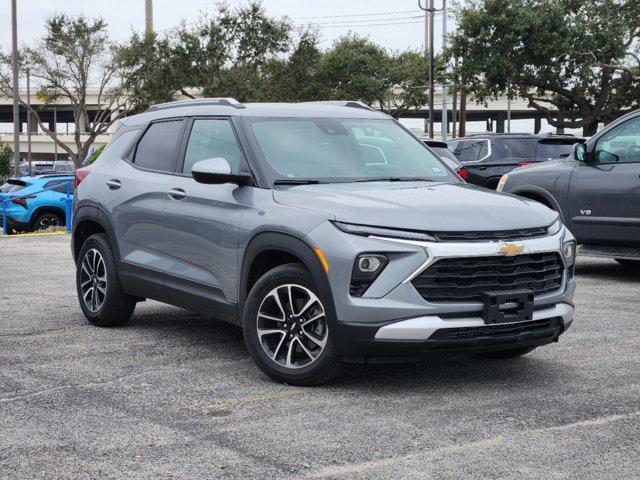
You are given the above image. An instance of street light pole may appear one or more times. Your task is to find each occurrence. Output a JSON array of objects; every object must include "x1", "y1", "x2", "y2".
[
  {"x1": 11, "y1": 0, "x2": 21, "y2": 176},
  {"x1": 26, "y1": 67, "x2": 32, "y2": 174},
  {"x1": 441, "y1": 0, "x2": 448, "y2": 141},
  {"x1": 145, "y1": 0, "x2": 154, "y2": 34},
  {"x1": 418, "y1": 0, "x2": 444, "y2": 139}
]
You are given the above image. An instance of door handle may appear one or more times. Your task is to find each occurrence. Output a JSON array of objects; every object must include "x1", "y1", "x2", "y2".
[
  {"x1": 167, "y1": 188, "x2": 186, "y2": 200},
  {"x1": 106, "y1": 179, "x2": 121, "y2": 190}
]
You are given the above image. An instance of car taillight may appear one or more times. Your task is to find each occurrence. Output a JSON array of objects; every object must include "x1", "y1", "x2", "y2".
[
  {"x1": 75, "y1": 166, "x2": 92, "y2": 189},
  {"x1": 518, "y1": 161, "x2": 533, "y2": 167},
  {"x1": 457, "y1": 166, "x2": 469, "y2": 181},
  {"x1": 11, "y1": 195, "x2": 36, "y2": 209}
]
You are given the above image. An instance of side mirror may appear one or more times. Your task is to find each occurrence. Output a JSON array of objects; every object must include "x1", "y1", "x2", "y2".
[
  {"x1": 574, "y1": 143, "x2": 587, "y2": 162},
  {"x1": 191, "y1": 158, "x2": 251, "y2": 185}
]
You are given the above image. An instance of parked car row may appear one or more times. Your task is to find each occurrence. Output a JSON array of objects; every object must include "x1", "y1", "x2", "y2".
[{"x1": 71, "y1": 99, "x2": 577, "y2": 385}]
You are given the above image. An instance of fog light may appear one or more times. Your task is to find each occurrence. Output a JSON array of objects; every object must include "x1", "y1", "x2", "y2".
[
  {"x1": 563, "y1": 240, "x2": 576, "y2": 267},
  {"x1": 358, "y1": 256, "x2": 382, "y2": 273},
  {"x1": 350, "y1": 254, "x2": 389, "y2": 297}
]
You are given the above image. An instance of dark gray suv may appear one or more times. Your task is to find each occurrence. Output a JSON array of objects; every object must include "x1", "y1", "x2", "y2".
[{"x1": 72, "y1": 99, "x2": 576, "y2": 385}]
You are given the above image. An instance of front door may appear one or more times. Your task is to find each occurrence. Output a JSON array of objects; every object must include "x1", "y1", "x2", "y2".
[
  {"x1": 163, "y1": 118, "x2": 250, "y2": 317},
  {"x1": 568, "y1": 115, "x2": 640, "y2": 247}
]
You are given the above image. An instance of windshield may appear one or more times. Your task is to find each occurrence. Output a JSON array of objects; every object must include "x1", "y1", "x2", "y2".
[{"x1": 248, "y1": 118, "x2": 457, "y2": 184}]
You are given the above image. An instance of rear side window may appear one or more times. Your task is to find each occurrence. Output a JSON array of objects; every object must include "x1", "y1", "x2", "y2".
[
  {"x1": 0, "y1": 180, "x2": 28, "y2": 193},
  {"x1": 44, "y1": 179, "x2": 73, "y2": 194},
  {"x1": 535, "y1": 140, "x2": 576, "y2": 159},
  {"x1": 134, "y1": 120, "x2": 185, "y2": 172},
  {"x1": 453, "y1": 140, "x2": 489, "y2": 162},
  {"x1": 492, "y1": 138, "x2": 534, "y2": 160},
  {"x1": 182, "y1": 119, "x2": 243, "y2": 175}
]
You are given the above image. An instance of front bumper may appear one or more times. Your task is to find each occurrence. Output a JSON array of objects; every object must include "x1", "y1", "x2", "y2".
[
  {"x1": 306, "y1": 221, "x2": 576, "y2": 360},
  {"x1": 333, "y1": 303, "x2": 573, "y2": 360}
]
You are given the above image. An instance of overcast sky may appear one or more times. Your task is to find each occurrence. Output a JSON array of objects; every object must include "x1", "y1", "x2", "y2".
[{"x1": 1, "y1": 0, "x2": 450, "y2": 53}]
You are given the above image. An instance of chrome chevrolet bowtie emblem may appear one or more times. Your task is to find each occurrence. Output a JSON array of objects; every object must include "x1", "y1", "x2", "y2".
[{"x1": 497, "y1": 242, "x2": 524, "y2": 256}]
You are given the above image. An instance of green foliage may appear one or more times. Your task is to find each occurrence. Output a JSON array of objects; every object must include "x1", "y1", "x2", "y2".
[
  {"x1": 116, "y1": 2, "x2": 433, "y2": 111},
  {"x1": 0, "y1": 140, "x2": 12, "y2": 180},
  {"x1": 315, "y1": 35, "x2": 391, "y2": 106},
  {"x1": 86, "y1": 145, "x2": 105, "y2": 165},
  {"x1": 447, "y1": 0, "x2": 640, "y2": 134}
]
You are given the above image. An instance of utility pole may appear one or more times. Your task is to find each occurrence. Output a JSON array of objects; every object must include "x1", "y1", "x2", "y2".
[
  {"x1": 418, "y1": 0, "x2": 444, "y2": 139},
  {"x1": 11, "y1": 0, "x2": 20, "y2": 176},
  {"x1": 145, "y1": 0, "x2": 154, "y2": 34},
  {"x1": 423, "y1": 8, "x2": 428, "y2": 135},
  {"x1": 26, "y1": 67, "x2": 32, "y2": 174},
  {"x1": 441, "y1": 0, "x2": 448, "y2": 141}
]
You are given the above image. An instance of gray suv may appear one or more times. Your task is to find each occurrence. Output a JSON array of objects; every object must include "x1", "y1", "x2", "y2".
[{"x1": 72, "y1": 99, "x2": 577, "y2": 385}]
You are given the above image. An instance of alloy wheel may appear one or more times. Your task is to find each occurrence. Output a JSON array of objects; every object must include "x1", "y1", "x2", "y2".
[
  {"x1": 38, "y1": 215, "x2": 61, "y2": 230},
  {"x1": 80, "y1": 248, "x2": 107, "y2": 312},
  {"x1": 256, "y1": 284, "x2": 328, "y2": 369}
]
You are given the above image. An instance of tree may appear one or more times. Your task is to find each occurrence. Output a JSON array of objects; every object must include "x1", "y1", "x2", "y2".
[
  {"x1": 447, "y1": 0, "x2": 640, "y2": 135},
  {"x1": 0, "y1": 140, "x2": 12, "y2": 180},
  {"x1": 315, "y1": 35, "x2": 392, "y2": 106},
  {"x1": 386, "y1": 51, "x2": 430, "y2": 118},
  {"x1": 116, "y1": 1, "x2": 293, "y2": 109},
  {"x1": 0, "y1": 14, "x2": 130, "y2": 167}
]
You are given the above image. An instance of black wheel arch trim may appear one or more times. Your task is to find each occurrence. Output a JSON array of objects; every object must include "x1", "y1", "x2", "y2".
[
  {"x1": 240, "y1": 231, "x2": 338, "y2": 327},
  {"x1": 72, "y1": 203, "x2": 121, "y2": 265},
  {"x1": 29, "y1": 205, "x2": 66, "y2": 229},
  {"x1": 509, "y1": 185, "x2": 565, "y2": 221}
]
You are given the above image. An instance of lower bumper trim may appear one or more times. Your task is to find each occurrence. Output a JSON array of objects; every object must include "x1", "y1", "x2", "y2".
[{"x1": 374, "y1": 303, "x2": 574, "y2": 341}]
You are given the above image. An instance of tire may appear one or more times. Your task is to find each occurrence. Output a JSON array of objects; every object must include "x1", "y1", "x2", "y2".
[
  {"x1": 615, "y1": 258, "x2": 640, "y2": 268},
  {"x1": 31, "y1": 212, "x2": 64, "y2": 231},
  {"x1": 76, "y1": 233, "x2": 136, "y2": 327},
  {"x1": 243, "y1": 263, "x2": 343, "y2": 386},
  {"x1": 476, "y1": 346, "x2": 537, "y2": 359}
]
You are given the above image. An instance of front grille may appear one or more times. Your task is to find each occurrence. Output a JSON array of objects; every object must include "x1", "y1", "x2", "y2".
[
  {"x1": 431, "y1": 226, "x2": 548, "y2": 242},
  {"x1": 429, "y1": 318, "x2": 561, "y2": 341},
  {"x1": 411, "y1": 252, "x2": 563, "y2": 303}
]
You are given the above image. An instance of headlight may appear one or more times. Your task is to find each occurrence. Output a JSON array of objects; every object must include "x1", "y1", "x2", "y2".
[
  {"x1": 547, "y1": 218, "x2": 562, "y2": 236},
  {"x1": 496, "y1": 174, "x2": 509, "y2": 192},
  {"x1": 333, "y1": 221, "x2": 437, "y2": 242},
  {"x1": 350, "y1": 254, "x2": 388, "y2": 297},
  {"x1": 562, "y1": 240, "x2": 576, "y2": 267}
]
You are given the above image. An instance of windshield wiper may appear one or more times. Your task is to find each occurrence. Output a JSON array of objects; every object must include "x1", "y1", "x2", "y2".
[
  {"x1": 354, "y1": 177, "x2": 433, "y2": 183},
  {"x1": 273, "y1": 178, "x2": 323, "y2": 185}
]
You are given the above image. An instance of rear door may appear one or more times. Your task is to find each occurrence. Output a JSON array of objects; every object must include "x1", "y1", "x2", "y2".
[
  {"x1": 163, "y1": 117, "x2": 250, "y2": 315},
  {"x1": 568, "y1": 115, "x2": 640, "y2": 246},
  {"x1": 108, "y1": 119, "x2": 187, "y2": 300}
]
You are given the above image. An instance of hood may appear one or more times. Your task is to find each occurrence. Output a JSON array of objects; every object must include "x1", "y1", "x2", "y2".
[{"x1": 273, "y1": 181, "x2": 557, "y2": 231}]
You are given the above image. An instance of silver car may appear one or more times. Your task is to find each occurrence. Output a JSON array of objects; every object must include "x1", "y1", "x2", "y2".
[{"x1": 72, "y1": 99, "x2": 576, "y2": 385}]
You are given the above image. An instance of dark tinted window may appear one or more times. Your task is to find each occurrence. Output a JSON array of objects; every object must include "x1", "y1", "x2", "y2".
[
  {"x1": 453, "y1": 140, "x2": 489, "y2": 162},
  {"x1": 535, "y1": 140, "x2": 576, "y2": 159},
  {"x1": 183, "y1": 119, "x2": 243, "y2": 175},
  {"x1": 44, "y1": 179, "x2": 72, "y2": 194},
  {"x1": 492, "y1": 138, "x2": 535, "y2": 160},
  {"x1": 134, "y1": 120, "x2": 184, "y2": 171}
]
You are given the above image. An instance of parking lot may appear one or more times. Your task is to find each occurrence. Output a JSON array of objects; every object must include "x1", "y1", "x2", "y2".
[{"x1": 0, "y1": 233, "x2": 639, "y2": 479}]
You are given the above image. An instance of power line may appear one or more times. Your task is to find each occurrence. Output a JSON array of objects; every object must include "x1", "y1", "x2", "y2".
[
  {"x1": 294, "y1": 10, "x2": 419, "y2": 19},
  {"x1": 308, "y1": 15, "x2": 424, "y2": 26},
  {"x1": 313, "y1": 20, "x2": 426, "y2": 29}
]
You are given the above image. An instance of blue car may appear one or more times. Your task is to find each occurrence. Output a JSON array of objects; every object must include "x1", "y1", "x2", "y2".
[{"x1": 0, "y1": 174, "x2": 74, "y2": 233}]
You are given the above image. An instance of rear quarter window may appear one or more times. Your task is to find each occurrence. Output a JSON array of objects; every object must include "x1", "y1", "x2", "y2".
[{"x1": 0, "y1": 181, "x2": 28, "y2": 193}]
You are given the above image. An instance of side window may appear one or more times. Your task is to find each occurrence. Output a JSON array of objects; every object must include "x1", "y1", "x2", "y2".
[
  {"x1": 134, "y1": 120, "x2": 185, "y2": 172},
  {"x1": 182, "y1": 119, "x2": 243, "y2": 175},
  {"x1": 595, "y1": 116, "x2": 640, "y2": 164},
  {"x1": 492, "y1": 138, "x2": 534, "y2": 160},
  {"x1": 454, "y1": 140, "x2": 489, "y2": 162},
  {"x1": 44, "y1": 180, "x2": 72, "y2": 194}
]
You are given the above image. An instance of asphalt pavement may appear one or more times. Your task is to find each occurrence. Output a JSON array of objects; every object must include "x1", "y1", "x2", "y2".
[{"x1": 1, "y1": 234, "x2": 639, "y2": 479}]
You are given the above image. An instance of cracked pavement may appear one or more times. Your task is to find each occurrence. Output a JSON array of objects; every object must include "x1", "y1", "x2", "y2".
[{"x1": 1, "y1": 234, "x2": 639, "y2": 479}]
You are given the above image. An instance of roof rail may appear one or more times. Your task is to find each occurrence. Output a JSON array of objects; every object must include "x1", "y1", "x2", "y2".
[
  {"x1": 301, "y1": 100, "x2": 378, "y2": 112},
  {"x1": 146, "y1": 98, "x2": 245, "y2": 112}
]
